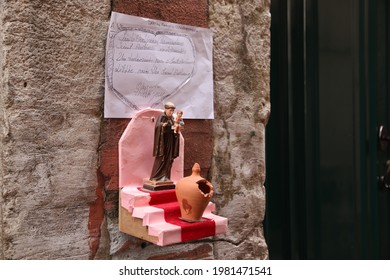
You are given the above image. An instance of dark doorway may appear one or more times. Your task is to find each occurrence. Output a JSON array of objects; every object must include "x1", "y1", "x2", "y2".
[{"x1": 265, "y1": 0, "x2": 390, "y2": 259}]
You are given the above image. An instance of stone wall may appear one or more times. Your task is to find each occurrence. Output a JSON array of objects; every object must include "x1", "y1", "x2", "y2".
[
  {"x1": 209, "y1": 0, "x2": 270, "y2": 259},
  {"x1": 0, "y1": 0, "x2": 111, "y2": 259},
  {"x1": 0, "y1": 0, "x2": 4, "y2": 261},
  {"x1": 0, "y1": 0, "x2": 270, "y2": 259}
]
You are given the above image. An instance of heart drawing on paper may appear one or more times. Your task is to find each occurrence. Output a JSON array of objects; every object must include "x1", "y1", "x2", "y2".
[{"x1": 107, "y1": 28, "x2": 196, "y2": 111}]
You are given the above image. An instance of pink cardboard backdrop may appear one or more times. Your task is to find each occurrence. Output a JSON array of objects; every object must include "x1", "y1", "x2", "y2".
[{"x1": 119, "y1": 108, "x2": 184, "y2": 188}]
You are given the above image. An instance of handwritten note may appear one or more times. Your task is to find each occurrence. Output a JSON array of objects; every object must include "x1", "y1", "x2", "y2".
[{"x1": 105, "y1": 12, "x2": 214, "y2": 119}]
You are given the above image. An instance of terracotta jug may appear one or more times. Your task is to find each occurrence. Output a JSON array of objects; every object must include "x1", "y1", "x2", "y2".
[{"x1": 175, "y1": 163, "x2": 214, "y2": 222}]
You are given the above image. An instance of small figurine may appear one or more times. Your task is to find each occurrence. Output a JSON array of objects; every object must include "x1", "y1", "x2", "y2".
[
  {"x1": 174, "y1": 110, "x2": 184, "y2": 134},
  {"x1": 149, "y1": 102, "x2": 180, "y2": 183}
]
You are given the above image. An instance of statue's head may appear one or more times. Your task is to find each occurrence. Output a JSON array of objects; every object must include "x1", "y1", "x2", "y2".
[{"x1": 164, "y1": 102, "x2": 175, "y2": 117}]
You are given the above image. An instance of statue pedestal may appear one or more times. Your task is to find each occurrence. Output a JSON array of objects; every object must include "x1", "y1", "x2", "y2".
[{"x1": 142, "y1": 179, "x2": 175, "y2": 191}]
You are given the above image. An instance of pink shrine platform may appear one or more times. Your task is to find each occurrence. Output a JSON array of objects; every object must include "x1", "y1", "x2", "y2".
[{"x1": 118, "y1": 108, "x2": 228, "y2": 246}]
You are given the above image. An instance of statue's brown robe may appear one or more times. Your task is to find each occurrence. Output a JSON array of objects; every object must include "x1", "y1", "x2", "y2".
[{"x1": 150, "y1": 113, "x2": 180, "y2": 181}]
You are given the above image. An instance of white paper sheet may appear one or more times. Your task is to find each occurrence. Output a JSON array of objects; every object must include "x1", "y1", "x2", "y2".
[{"x1": 105, "y1": 12, "x2": 214, "y2": 119}]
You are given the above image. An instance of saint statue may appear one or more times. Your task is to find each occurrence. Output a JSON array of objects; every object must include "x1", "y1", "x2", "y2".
[{"x1": 149, "y1": 102, "x2": 181, "y2": 182}]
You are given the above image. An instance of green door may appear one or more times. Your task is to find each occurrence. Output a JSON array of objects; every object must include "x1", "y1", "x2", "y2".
[{"x1": 265, "y1": 0, "x2": 390, "y2": 259}]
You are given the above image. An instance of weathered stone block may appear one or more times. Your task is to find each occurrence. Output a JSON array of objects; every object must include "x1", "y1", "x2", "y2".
[{"x1": 0, "y1": 0, "x2": 111, "y2": 259}]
